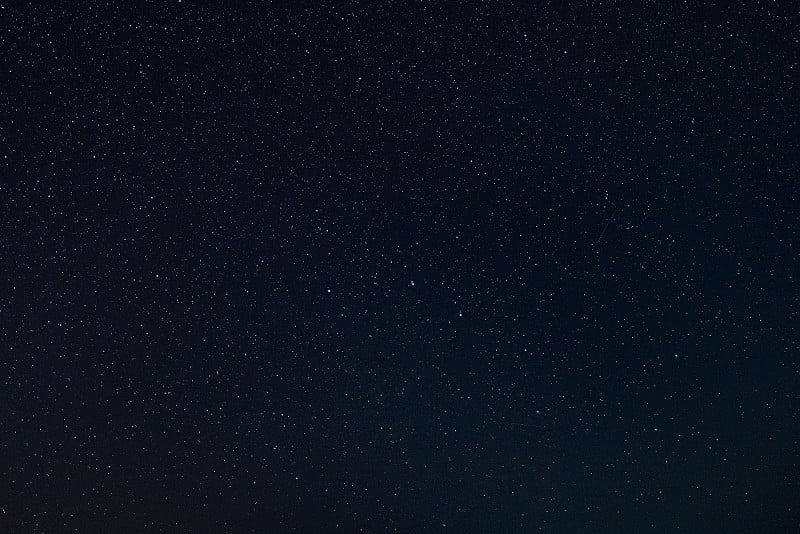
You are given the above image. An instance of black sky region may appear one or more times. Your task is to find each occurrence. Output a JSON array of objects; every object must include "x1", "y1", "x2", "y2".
[{"x1": 2, "y1": 1, "x2": 799, "y2": 533}]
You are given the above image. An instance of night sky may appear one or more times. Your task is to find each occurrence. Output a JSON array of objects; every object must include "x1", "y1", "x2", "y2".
[{"x1": 2, "y1": 1, "x2": 799, "y2": 533}]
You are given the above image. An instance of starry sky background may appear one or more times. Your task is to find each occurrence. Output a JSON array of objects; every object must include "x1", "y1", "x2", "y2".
[{"x1": 2, "y1": 1, "x2": 799, "y2": 532}]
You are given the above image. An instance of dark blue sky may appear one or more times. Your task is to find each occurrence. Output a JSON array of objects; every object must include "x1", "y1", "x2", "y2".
[{"x1": 2, "y1": 1, "x2": 798, "y2": 532}]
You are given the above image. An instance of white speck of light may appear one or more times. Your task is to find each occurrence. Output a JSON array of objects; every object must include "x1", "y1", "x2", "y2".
[
  {"x1": 410, "y1": 280, "x2": 415, "y2": 286},
  {"x1": 327, "y1": 289, "x2": 331, "y2": 293}
]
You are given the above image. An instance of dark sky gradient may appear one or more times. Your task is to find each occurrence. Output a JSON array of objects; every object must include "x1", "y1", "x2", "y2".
[{"x1": 2, "y1": 1, "x2": 799, "y2": 532}]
